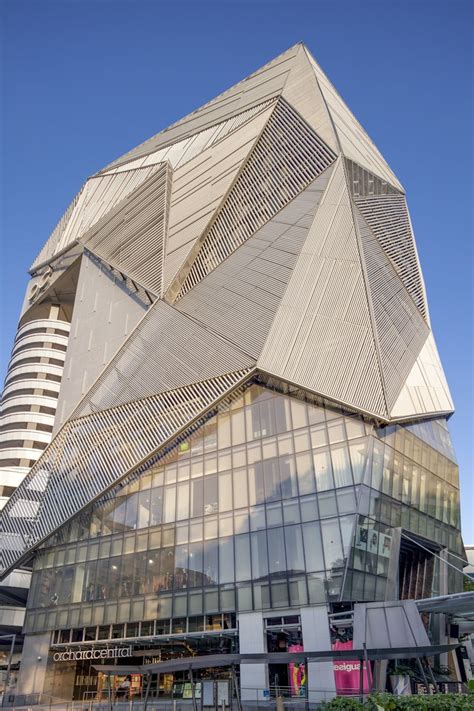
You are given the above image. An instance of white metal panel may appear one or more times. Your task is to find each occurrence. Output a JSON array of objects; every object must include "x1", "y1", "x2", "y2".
[
  {"x1": 259, "y1": 159, "x2": 387, "y2": 419},
  {"x1": 100, "y1": 100, "x2": 276, "y2": 176},
  {"x1": 282, "y1": 44, "x2": 338, "y2": 153},
  {"x1": 80, "y1": 164, "x2": 170, "y2": 296},
  {"x1": 355, "y1": 208, "x2": 430, "y2": 411},
  {"x1": 354, "y1": 193, "x2": 428, "y2": 320},
  {"x1": 174, "y1": 99, "x2": 337, "y2": 299},
  {"x1": 101, "y1": 45, "x2": 300, "y2": 172},
  {"x1": 163, "y1": 103, "x2": 276, "y2": 292},
  {"x1": 176, "y1": 169, "x2": 334, "y2": 358},
  {"x1": 390, "y1": 333, "x2": 454, "y2": 419},
  {"x1": 305, "y1": 49, "x2": 404, "y2": 192},
  {"x1": 70, "y1": 299, "x2": 255, "y2": 417}
]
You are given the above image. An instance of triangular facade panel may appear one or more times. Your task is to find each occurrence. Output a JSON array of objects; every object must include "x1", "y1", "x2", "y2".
[
  {"x1": 305, "y1": 48, "x2": 404, "y2": 192},
  {"x1": 101, "y1": 45, "x2": 301, "y2": 172},
  {"x1": 354, "y1": 208, "x2": 430, "y2": 411},
  {"x1": 353, "y1": 191, "x2": 428, "y2": 321},
  {"x1": 172, "y1": 99, "x2": 337, "y2": 299},
  {"x1": 162, "y1": 102, "x2": 276, "y2": 293},
  {"x1": 70, "y1": 299, "x2": 255, "y2": 418},
  {"x1": 259, "y1": 159, "x2": 388, "y2": 418},
  {"x1": 176, "y1": 168, "x2": 334, "y2": 357},
  {"x1": 390, "y1": 333, "x2": 454, "y2": 419}
]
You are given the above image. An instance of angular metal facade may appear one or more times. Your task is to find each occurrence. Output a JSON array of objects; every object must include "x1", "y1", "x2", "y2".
[{"x1": 0, "y1": 44, "x2": 462, "y2": 679}]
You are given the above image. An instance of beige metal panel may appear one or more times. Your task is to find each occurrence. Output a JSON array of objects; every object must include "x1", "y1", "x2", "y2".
[
  {"x1": 390, "y1": 333, "x2": 454, "y2": 420},
  {"x1": 176, "y1": 169, "x2": 334, "y2": 358},
  {"x1": 174, "y1": 99, "x2": 337, "y2": 299},
  {"x1": 305, "y1": 49, "x2": 404, "y2": 192},
  {"x1": 100, "y1": 100, "x2": 276, "y2": 176},
  {"x1": 354, "y1": 192, "x2": 428, "y2": 320},
  {"x1": 80, "y1": 164, "x2": 170, "y2": 296},
  {"x1": 29, "y1": 191, "x2": 83, "y2": 271},
  {"x1": 101, "y1": 45, "x2": 300, "y2": 173},
  {"x1": 282, "y1": 45, "x2": 338, "y2": 153},
  {"x1": 163, "y1": 104, "x2": 276, "y2": 292},
  {"x1": 54, "y1": 251, "x2": 148, "y2": 429},
  {"x1": 71, "y1": 299, "x2": 255, "y2": 417},
  {"x1": 259, "y1": 159, "x2": 387, "y2": 419},
  {"x1": 354, "y1": 208, "x2": 430, "y2": 411},
  {"x1": 0, "y1": 368, "x2": 253, "y2": 577}
]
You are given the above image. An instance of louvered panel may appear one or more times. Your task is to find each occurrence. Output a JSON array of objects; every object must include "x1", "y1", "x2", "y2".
[
  {"x1": 345, "y1": 159, "x2": 401, "y2": 197},
  {"x1": 175, "y1": 99, "x2": 337, "y2": 298},
  {"x1": 69, "y1": 300, "x2": 255, "y2": 418},
  {"x1": 30, "y1": 190, "x2": 83, "y2": 271},
  {"x1": 176, "y1": 172, "x2": 332, "y2": 358},
  {"x1": 259, "y1": 159, "x2": 387, "y2": 419},
  {"x1": 101, "y1": 45, "x2": 300, "y2": 173},
  {"x1": 162, "y1": 103, "x2": 276, "y2": 295},
  {"x1": 355, "y1": 193, "x2": 428, "y2": 320},
  {"x1": 79, "y1": 164, "x2": 171, "y2": 295},
  {"x1": 0, "y1": 369, "x2": 253, "y2": 576},
  {"x1": 355, "y1": 209, "x2": 429, "y2": 410},
  {"x1": 100, "y1": 100, "x2": 276, "y2": 177}
]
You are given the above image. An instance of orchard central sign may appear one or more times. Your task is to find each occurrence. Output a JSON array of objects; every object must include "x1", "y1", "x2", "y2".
[{"x1": 52, "y1": 645, "x2": 132, "y2": 662}]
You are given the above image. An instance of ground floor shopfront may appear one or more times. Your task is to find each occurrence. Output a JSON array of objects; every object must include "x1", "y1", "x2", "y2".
[{"x1": 16, "y1": 607, "x2": 361, "y2": 702}]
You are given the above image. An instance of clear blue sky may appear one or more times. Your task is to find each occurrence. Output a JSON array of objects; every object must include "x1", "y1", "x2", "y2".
[{"x1": 1, "y1": 1, "x2": 473, "y2": 540}]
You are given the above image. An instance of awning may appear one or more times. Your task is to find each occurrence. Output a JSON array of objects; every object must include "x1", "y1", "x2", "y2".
[{"x1": 94, "y1": 645, "x2": 460, "y2": 675}]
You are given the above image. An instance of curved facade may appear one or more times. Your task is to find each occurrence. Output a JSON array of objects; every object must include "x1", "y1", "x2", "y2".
[{"x1": 0, "y1": 43, "x2": 464, "y2": 702}]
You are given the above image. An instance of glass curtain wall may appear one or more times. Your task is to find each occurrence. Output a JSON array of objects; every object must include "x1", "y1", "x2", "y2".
[{"x1": 24, "y1": 381, "x2": 462, "y2": 636}]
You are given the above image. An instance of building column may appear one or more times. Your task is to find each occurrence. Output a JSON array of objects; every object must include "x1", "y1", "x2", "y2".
[
  {"x1": 16, "y1": 633, "x2": 51, "y2": 695},
  {"x1": 238, "y1": 612, "x2": 268, "y2": 701},
  {"x1": 301, "y1": 606, "x2": 336, "y2": 703}
]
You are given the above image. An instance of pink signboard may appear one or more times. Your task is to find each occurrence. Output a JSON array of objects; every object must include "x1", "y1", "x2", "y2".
[{"x1": 332, "y1": 640, "x2": 371, "y2": 695}]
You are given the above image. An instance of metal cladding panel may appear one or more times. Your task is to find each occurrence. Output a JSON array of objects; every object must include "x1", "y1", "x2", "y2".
[
  {"x1": 163, "y1": 104, "x2": 276, "y2": 293},
  {"x1": 0, "y1": 369, "x2": 253, "y2": 578},
  {"x1": 353, "y1": 601, "x2": 430, "y2": 650},
  {"x1": 70, "y1": 300, "x2": 255, "y2": 417},
  {"x1": 259, "y1": 159, "x2": 387, "y2": 419},
  {"x1": 80, "y1": 164, "x2": 170, "y2": 296},
  {"x1": 390, "y1": 333, "x2": 454, "y2": 420},
  {"x1": 102, "y1": 45, "x2": 300, "y2": 172},
  {"x1": 355, "y1": 208, "x2": 430, "y2": 411},
  {"x1": 354, "y1": 193, "x2": 428, "y2": 321},
  {"x1": 29, "y1": 191, "x2": 83, "y2": 272},
  {"x1": 99, "y1": 100, "x2": 276, "y2": 176},
  {"x1": 176, "y1": 169, "x2": 334, "y2": 358},
  {"x1": 175, "y1": 99, "x2": 337, "y2": 299},
  {"x1": 53, "y1": 252, "x2": 149, "y2": 429},
  {"x1": 30, "y1": 165, "x2": 164, "y2": 272},
  {"x1": 305, "y1": 50, "x2": 404, "y2": 193},
  {"x1": 281, "y1": 44, "x2": 338, "y2": 153}
]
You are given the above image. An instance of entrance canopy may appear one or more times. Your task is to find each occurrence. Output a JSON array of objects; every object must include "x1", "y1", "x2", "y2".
[{"x1": 94, "y1": 645, "x2": 460, "y2": 676}]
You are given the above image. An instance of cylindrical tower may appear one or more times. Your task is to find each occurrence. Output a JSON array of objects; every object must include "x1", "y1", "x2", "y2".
[{"x1": 0, "y1": 304, "x2": 70, "y2": 510}]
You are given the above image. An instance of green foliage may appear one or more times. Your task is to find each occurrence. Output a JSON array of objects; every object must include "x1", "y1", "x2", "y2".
[
  {"x1": 463, "y1": 576, "x2": 474, "y2": 592},
  {"x1": 319, "y1": 692, "x2": 473, "y2": 710}
]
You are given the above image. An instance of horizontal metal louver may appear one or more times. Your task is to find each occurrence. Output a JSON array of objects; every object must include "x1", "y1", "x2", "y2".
[
  {"x1": 0, "y1": 368, "x2": 253, "y2": 577},
  {"x1": 80, "y1": 164, "x2": 171, "y2": 296},
  {"x1": 175, "y1": 98, "x2": 337, "y2": 298},
  {"x1": 354, "y1": 193, "x2": 428, "y2": 320}
]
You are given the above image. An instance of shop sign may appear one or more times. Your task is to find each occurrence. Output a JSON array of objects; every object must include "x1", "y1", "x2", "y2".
[{"x1": 52, "y1": 645, "x2": 133, "y2": 662}]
